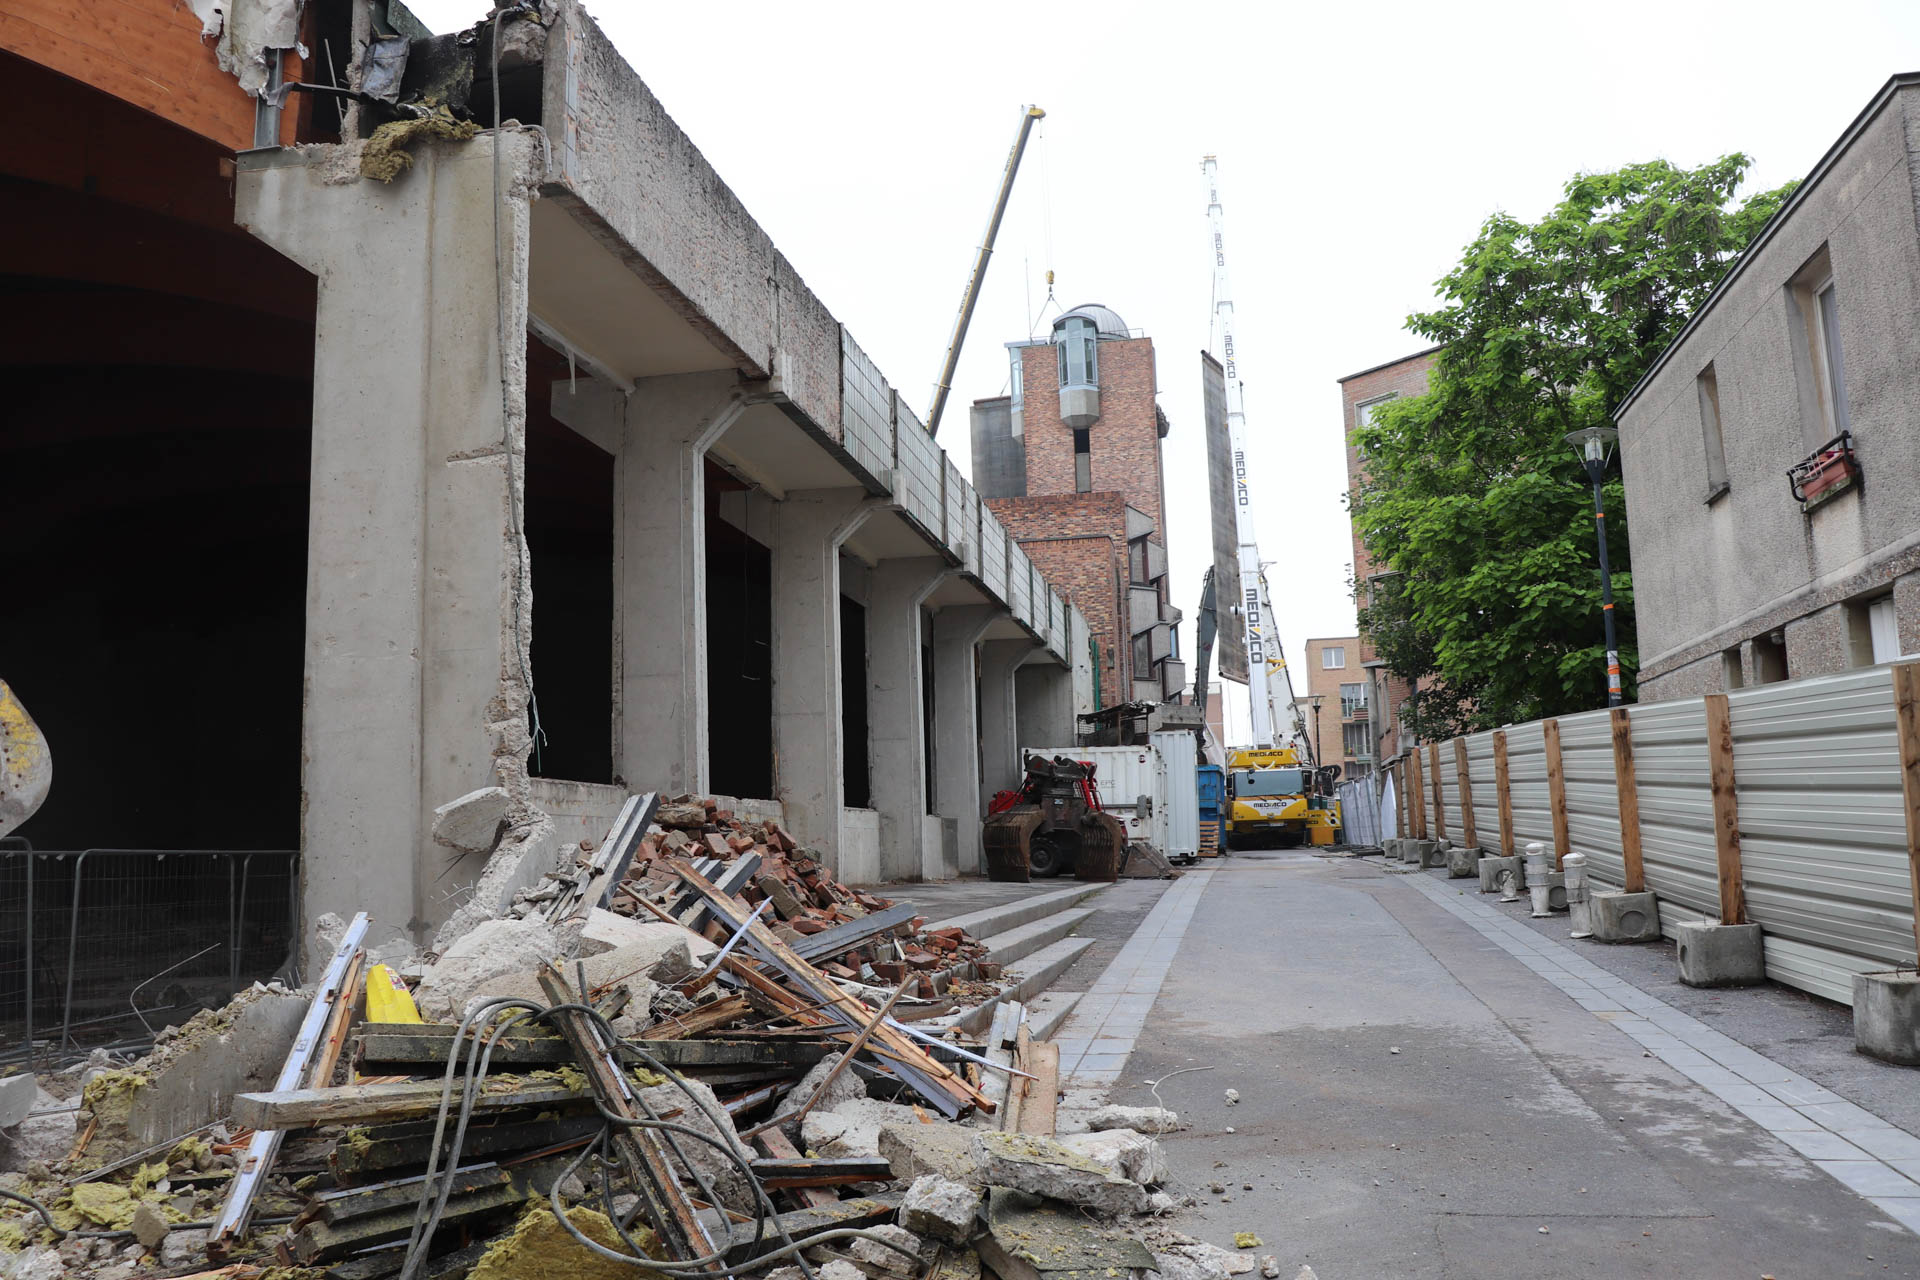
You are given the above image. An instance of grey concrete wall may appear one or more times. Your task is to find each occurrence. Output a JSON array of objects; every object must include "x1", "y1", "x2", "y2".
[
  {"x1": 930, "y1": 607, "x2": 997, "y2": 878},
  {"x1": 868, "y1": 559, "x2": 947, "y2": 880},
  {"x1": 1621, "y1": 84, "x2": 1920, "y2": 693},
  {"x1": 969, "y1": 397, "x2": 1025, "y2": 499},
  {"x1": 237, "y1": 136, "x2": 540, "y2": 958}
]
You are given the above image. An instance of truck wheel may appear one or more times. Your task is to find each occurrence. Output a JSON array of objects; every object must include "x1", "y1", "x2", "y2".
[{"x1": 1027, "y1": 834, "x2": 1067, "y2": 878}]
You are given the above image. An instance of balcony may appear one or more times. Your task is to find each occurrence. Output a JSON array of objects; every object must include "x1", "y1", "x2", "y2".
[{"x1": 1787, "y1": 432, "x2": 1861, "y2": 514}]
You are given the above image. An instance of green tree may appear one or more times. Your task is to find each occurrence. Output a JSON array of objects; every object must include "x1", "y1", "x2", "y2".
[{"x1": 1352, "y1": 156, "x2": 1795, "y2": 735}]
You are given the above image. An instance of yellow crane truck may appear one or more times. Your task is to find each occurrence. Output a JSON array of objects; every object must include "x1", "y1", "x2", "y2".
[{"x1": 1223, "y1": 746, "x2": 1341, "y2": 850}]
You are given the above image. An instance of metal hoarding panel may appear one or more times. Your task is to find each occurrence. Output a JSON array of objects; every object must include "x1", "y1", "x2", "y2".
[
  {"x1": 1727, "y1": 667, "x2": 1916, "y2": 1001},
  {"x1": 1504, "y1": 720, "x2": 1553, "y2": 852},
  {"x1": 893, "y1": 399, "x2": 942, "y2": 536},
  {"x1": 1200, "y1": 352, "x2": 1247, "y2": 683},
  {"x1": 1628, "y1": 696, "x2": 1722, "y2": 935},
  {"x1": 978, "y1": 507, "x2": 1008, "y2": 598},
  {"x1": 1152, "y1": 731, "x2": 1201, "y2": 858},
  {"x1": 1559, "y1": 708, "x2": 1624, "y2": 888},
  {"x1": 839, "y1": 330, "x2": 892, "y2": 483},
  {"x1": 1437, "y1": 743, "x2": 1462, "y2": 841},
  {"x1": 1337, "y1": 777, "x2": 1382, "y2": 848},
  {"x1": 1466, "y1": 731, "x2": 1499, "y2": 853}
]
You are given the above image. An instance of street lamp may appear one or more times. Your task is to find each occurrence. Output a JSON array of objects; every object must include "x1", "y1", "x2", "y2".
[
  {"x1": 1307, "y1": 694, "x2": 1326, "y2": 768},
  {"x1": 1565, "y1": 425, "x2": 1622, "y2": 707}
]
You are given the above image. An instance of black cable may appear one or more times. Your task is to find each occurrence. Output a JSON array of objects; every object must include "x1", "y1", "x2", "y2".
[{"x1": 0, "y1": 1187, "x2": 66, "y2": 1241}]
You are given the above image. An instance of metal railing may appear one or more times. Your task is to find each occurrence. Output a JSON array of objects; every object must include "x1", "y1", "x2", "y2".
[{"x1": 0, "y1": 848, "x2": 298, "y2": 1065}]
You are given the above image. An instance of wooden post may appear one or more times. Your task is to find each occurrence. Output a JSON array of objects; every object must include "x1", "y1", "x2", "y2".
[
  {"x1": 1610, "y1": 707, "x2": 1645, "y2": 894},
  {"x1": 1455, "y1": 738, "x2": 1477, "y2": 850},
  {"x1": 1493, "y1": 730, "x2": 1514, "y2": 856},
  {"x1": 1429, "y1": 741, "x2": 1446, "y2": 840},
  {"x1": 1408, "y1": 742, "x2": 1426, "y2": 839},
  {"x1": 1395, "y1": 760, "x2": 1408, "y2": 836},
  {"x1": 1890, "y1": 664, "x2": 1920, "y2": 964},
  {"x1": 1703, "y1": 693, "x2": 1747, "y2": 926},
  {"x1": 1543, "y1": 718, "x2": 1570, "y2": 870}
]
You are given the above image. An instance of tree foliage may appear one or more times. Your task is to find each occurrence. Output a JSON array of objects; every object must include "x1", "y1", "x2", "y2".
[{"x1": 1352, "y1": 156, "x2": 1796, "y2": 736}]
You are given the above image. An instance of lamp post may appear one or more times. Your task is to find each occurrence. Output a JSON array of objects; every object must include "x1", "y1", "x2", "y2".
[
  {"x1": 1566, "y1": 425, "x2": 1622, "y2": 707},
  {"x1": 1307, "y1": 694, "x2": 1326, "y2": 768}
]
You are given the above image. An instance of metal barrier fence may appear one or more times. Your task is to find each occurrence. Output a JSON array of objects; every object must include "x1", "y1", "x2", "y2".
[
  {"x1": 0, "y1": 849, "x2": 298, "y2": 1064},
  {"x1": 1386, "y1": 659, "x2": 1920, "y2": 1007},
  {"x1": 1337, "y1": 776, "x2": 1384, "y2": 848}
]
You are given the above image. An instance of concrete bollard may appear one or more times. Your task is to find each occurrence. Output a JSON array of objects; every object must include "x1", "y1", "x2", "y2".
[
  {"x1": 1545, "y1": 871, "x2": 1568, "y2": 912},
  {"x1": 1564, "y1": 852, "x2": 1592, "y2": 938},
  {"x1": 1674, "y1": 920, "x2": 1765, "y2": 988},
  {"x1": 1446, "y1": 844, "x2": 1479, "y2": 878},
  {"x1": 1852, "y1": 972, "x2": 1920, "y2": 1066},
  {"x1": 1479, "y1": 854, "x2": 1522, "y2": 894},
  {"x1": 1524, "y1": 842, "x2": 1551, "y2": 917},
  {"x1": 1590, "y1": 891, "x2": 1661, "y2": 942},
  {"x1": 1498, "y1": 865, "x2": 1522, "y2": 902}
]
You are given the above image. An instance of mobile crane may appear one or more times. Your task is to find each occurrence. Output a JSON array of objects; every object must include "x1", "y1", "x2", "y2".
[{"x1": 1201, "y1": 157, "x2": 1340, "y2": 847}]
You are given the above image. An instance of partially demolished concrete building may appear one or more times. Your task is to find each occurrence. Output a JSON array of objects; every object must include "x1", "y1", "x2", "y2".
[{"x1": 3, "y1": 0, "x2": 1096, "y2": 966}]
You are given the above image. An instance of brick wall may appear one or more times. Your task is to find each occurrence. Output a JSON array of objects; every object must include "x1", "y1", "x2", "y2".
[
  {"x1": 988, "y1": 492, "x2": 1129, "y2": 708},
  {"x1": 1018, "y1": 338, "x2": 1165, "y2": 534},
  {"x1": 1340, "y1": 347, "x2": 1440, "y2": 762},
  {"x1": 1301, "y1": 637, "x2": 1362, "y2": 769}
]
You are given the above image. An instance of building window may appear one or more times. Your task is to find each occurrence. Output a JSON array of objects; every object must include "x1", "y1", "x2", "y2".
[
  {"x1": 1790, "y1": 247, "x2": 1852, "y2": 446},
  {"x1": 1697, "y1": 363, "x2": 1728, "y2": 499},
  {"x1": 1848, "y1": 594, "x2": 1901, "y2": 666},
  {"x1": 1321, "y1": 646, "x2": 1345, "y2": 669},
  {"x1": 1342, "y1": 721, "x2": 1370, "y2": 761},
  {"x1": 1340, "y1": 682, "x2": 1366, "y2": 719},
  {"x1": 1131, "y1": 630, "x2": 1152, "y2": 677},
  {"x1": 1055, "y1": 315, "x2": 1097, "y2": 389},
  {"x1": 1073, "y1": 427, "x2": 1091, "y2": 493}
]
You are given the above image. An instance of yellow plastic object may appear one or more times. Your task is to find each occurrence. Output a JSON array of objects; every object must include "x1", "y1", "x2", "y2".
[{"x1": 365, "y1": 964, "x2": 422, "y2": 1024}]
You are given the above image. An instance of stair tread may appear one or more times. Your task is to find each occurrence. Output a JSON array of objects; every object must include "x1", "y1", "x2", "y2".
[
  {"x1": 927, "y1": 885, "x2": 1103, "y2": 937},
  {"x1": 980, "y1": 906, "x2": 1098, "y2": 952}
]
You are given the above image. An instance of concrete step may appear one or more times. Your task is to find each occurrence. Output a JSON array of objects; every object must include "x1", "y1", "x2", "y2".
[
  {"x1": 978, "y1": 907, "x2": 1098, "y2": 968},
  {"x1": 927, "y1": 884, "x2": 1104, "y2": 942},
  {"x1": 1024, "y1": 990, "x2": 1083, "y2": 1041},
  {"x1": 956, "y1": 936, "x2": 1096, "y2": 1035}
]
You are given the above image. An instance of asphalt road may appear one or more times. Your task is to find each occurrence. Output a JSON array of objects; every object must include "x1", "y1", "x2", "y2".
[{"x1": 1112, "y1": 850, "x2": 1920, "y2": 1278}]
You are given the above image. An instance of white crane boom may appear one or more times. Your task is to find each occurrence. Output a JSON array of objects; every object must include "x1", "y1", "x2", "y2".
[{"x1": 1203, "y1": 157, "x2": 1302, "y2": 753}]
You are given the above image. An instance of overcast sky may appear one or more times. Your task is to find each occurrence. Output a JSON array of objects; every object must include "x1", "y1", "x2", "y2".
[{"x1": 419, "y1": 0, "x2": 1920, "y2": 743}]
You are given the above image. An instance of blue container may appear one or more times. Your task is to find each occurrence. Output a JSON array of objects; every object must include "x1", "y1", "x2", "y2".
[{"x1": 1195, "y1": 764, "x2": 1225, "y2": 822}]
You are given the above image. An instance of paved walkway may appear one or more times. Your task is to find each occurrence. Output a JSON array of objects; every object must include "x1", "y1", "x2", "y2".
[{"x1": 1067, "y1": 850, "x2": 1920, "y2": 1277}]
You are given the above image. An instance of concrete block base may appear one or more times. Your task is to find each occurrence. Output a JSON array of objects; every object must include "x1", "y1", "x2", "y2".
[
  {"x1": 1479, "y1": 855, "x2": 1522, "y2": 894},
  {"x1": 1422, "y1": 842, "x2": 1450, "y2": 869},
  {"x1": 1405, "y1": 840, "x2": 1432, "y2": 864},
  {"x1": 1590, "y1": 891, "x2": 1661, "y2": 942},
  {"x1": 1446, "y1": 845, "x2": 1480, "y2": 878},
  {"x1": 1381, "y1": 839, "x2": 1405, "y2": 861},
  {"x1": 1852, "y1": 971, "x2": 1920, "y2": 1066},
  {"x1": 1675, "y1": 921, "x2": 1765, "y2": 988},
  {"x1": 1545, "y1": 871, "x2": 1568, "y2": 912}
]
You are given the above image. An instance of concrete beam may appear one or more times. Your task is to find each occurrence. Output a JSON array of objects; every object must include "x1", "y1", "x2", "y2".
[
  {"x1": 236, "y1": 135, "x2": 540, "y2": 960},
  {"x1": 772, "y1": 488, "x2": 877, "y2": 872}
]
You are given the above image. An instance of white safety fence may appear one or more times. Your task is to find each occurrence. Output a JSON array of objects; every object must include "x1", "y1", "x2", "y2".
[{"x1": 1386, "y1": 660, "x2": 1920, "y2": 1007}]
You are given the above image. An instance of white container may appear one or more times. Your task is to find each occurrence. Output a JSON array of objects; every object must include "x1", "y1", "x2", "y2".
[{"x1": 1021, "y1": 735, "x2": 1201, "y2": 863}]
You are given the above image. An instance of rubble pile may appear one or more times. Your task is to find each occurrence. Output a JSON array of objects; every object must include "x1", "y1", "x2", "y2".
[{"x1": 0, "y1": 792, "x2": 1252, "y2": 1280}]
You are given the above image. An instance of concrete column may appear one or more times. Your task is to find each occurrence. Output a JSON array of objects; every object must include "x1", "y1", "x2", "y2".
[
  {"x1": 868, "y1": 558, "x2": 950, "y2": 882},
  {"x1": 236, "y1": 135, "x2": 540, "y2": 959},
  {"x1": 930, "y1": 607, "x2": 999, "y2": 879},
  {"x1": 595, "y1": 369, "x2": 747, "y2": 797},
  {"x1": 771, "y1": 489, "x2": 876, "y2": 871},
  {"x1": 978, "y1": 638, "x2": 1038, "y2": 814},
  {"x1": 1016, "y1": 657, "x2": 1077, "y2": 752}
]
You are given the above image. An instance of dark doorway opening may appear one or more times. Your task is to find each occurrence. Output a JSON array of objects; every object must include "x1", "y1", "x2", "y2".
[
  {"x1": 922, "y1": 623, "x2": 937, "y2": 814},
  {"x1": 706, "y1": 470, "x2": 773, "y2": 799},
  {"x1": 1, "y1": 57, "x2": 317, "y2": 852},
  {"x1": 525, "y1": 344, "x2": 615, "y2": 783},
  {"x1": 840, "y1": 597, "x2": 871, "y2": 808}
]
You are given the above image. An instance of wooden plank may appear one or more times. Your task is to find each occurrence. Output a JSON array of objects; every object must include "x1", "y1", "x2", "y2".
[
  {"x1": 1428, "y1": 742, "x2": 1446, "y2": 840},
  {"x1": 753, "y1": 1130, "x2": 834, "y2": 1209},
  {"x1": 1543, "y1": 717, "x2": 1570, "y2": 870},
  {"x1": 1015, "y1": 1039, "x2": 1060, "y2": 1137},
  {"x1": 1703, "y1": 693, "x2": 1747, "y2": 926},
  {"x1": 1454, "y1": 738, "x2": 1478, "y2": 850},
  {"x1": 357, "y1": 1030, "x2": 829, "y2": 1071},
  {"x1": 232, "y1": 1080, "x2": 588, "y2": 1130},
  {"x1": 1407, "y1": 739, "x2": 1427, "y2": 840},
  {"x1": 644, "y1": 993, "x2": 754, "y2": 1041},
  {"x1": 719, "y1": 1196, "x2": 901, "y2": 1265},
  {"x1": 672, "y1": 864, "x2": 992, "y2": 1116},
  {"x1": 747, "y1": 1157, "x2": 894, "y2": 1188},
  {"x1": 330, "y1": 1114, "x2": 603, "y2": 1178},
  {"x1": 1893, "y1": 664, "x2": 1920, "y2": 965},
  {"x1": 1611, "y1": 707, "x2": 1645, "y2": 894},
  {"x1": 1493, "y1": 730, "x2": 1514, "y2": 856}
]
